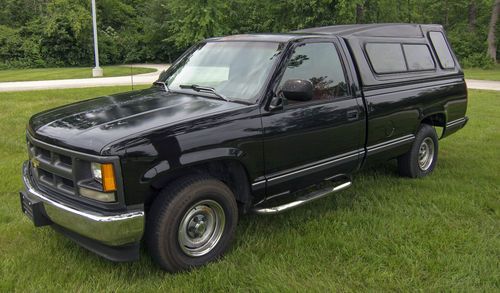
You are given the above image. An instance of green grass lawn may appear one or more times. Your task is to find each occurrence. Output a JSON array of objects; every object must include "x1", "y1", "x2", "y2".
[
  {"x1": 0, "y1": 66, "x2": 157, "y2": 82},
  {"x1": 0, "y1": 87, "x2": 498, "y2": 291},
  {"x1": 464, "y1": 64, "x2": 500, "y2": 81}
]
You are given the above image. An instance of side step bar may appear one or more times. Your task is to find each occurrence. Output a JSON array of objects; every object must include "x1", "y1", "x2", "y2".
[{"x1": 253, "y1": 181, "x2": 352, "y2": 215}]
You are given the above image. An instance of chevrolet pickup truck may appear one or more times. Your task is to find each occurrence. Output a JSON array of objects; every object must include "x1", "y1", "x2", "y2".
[{"x1": 20, "y1": 24, "x2": 468, "y2": 272}]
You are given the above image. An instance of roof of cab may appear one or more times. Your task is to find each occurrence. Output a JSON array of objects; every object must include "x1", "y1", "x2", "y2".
[
  {"x1": 295, "y1": 23, "x2": 443, "y2": 38},
  {"x1": 208, "y1": 33, "x2": 300, "y2": 43},
  {"x1": 208, "y1": 23, "x2": 443, "y2": 42}
]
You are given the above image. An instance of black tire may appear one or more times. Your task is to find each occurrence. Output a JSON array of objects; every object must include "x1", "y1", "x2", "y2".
[
  {"x1": 398, "y1": 124, "x2": 439, "y2": 178},
  {"x1": 146, "y1": 175, "x2": 238, "y2": 272}
]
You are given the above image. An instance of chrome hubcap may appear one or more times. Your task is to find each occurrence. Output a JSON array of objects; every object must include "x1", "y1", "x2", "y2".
[
  {"x1": 178, "y1": 199, "x2": 225, "y2": 257},
  {"x1": 418, "y1": 137, "x2": 435, "y2": 171}
]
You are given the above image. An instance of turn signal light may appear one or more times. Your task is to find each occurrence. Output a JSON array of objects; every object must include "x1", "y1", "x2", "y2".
[{"x1": 101, "y1": 163, "x2": 117, "y2": 192}]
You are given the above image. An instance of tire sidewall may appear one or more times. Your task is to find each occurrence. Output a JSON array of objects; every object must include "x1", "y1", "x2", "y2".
[
  {"x1": 411, "y1": 124, "x2": 439, "y2": 177},
  {"x1": 152, "y1": 178, "x2": 238, "y2": 271}
]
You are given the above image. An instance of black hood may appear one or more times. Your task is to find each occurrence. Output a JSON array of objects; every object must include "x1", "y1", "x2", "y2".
[{"x1": 29, "y1": 88, "x2": 245, "y2": 154}]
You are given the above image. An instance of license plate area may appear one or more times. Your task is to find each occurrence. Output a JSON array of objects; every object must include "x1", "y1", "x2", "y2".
[{"x1": 20, "y1": 192, "x2": 52, "y2": 227}]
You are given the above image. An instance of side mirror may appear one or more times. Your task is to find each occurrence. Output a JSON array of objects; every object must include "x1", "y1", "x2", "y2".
[{"x1": 281, "y1": 79, "x2": 313, "y2": 102}]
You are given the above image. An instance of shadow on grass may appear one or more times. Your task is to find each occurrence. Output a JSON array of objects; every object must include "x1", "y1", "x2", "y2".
[{"x1": 42, "y1": 159, "x2": 405, "y2": 277}]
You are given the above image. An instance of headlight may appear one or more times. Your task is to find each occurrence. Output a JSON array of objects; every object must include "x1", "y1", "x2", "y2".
[
  {"x1": 91, "y1": 162, "x2": 102, "y2": 183},
  {"x1": 80, "y1": 162, "x2": 117, "y2": 202},
  {"x1": 90, "y1": 162, "x2": 117, "y2": 192}
]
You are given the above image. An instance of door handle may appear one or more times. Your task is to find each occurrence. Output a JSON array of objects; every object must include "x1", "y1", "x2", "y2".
[{"x1": 346, "y1": 110, "x2": 359, "y2": 121}]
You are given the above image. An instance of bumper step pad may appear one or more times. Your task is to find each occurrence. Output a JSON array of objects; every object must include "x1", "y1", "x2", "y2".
[{"x1": 20, "y1": 191, "x2": 52, "y2": 227}]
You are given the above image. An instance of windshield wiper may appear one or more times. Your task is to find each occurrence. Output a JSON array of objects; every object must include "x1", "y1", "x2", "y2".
[
  {"x1": 179, "y1": 84, "x2": 229, "y2": 101},
  {"x1": 153, "y1": 81, "x2": 170, "y2": 92},
  {"x1": 179, "y1": 84, "x2": 253, "y2": 105}
]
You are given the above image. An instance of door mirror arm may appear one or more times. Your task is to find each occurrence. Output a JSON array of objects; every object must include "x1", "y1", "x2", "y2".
[{"x1": 269, "y1": 96, "x2": 286, "y2": 111}]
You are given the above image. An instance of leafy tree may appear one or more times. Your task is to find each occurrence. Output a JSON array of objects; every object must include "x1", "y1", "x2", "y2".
[
  {"x1": 0, "y1": 0, "x2": 498, "y2": 68},
  {"x1": 487, "y1": 0, "x2": 500, "y2": 61},
  {"x1": 39, "y1": 0, "x2": 93, "y2": 66},
  {"x1": 164, "y1": 0, "x2": 231, "y2": 48}
]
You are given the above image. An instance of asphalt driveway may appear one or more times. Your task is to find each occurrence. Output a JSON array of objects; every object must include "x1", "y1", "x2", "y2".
[
  {"x1": 0, "y1": 64, "x2": 169, "y2": 92},
  {"x1": 0, "y1": 65, "x2": 498, "y2": 92}
]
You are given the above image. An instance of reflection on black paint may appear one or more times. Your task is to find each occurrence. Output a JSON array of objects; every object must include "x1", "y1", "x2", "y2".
[{"x1": 279, "y1": 42, "x2": 348, "y2": 100}]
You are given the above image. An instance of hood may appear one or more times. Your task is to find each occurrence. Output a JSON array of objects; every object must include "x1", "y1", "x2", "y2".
[{"x1": 29, "y1": 88, "x2": 245, "y2": 154}]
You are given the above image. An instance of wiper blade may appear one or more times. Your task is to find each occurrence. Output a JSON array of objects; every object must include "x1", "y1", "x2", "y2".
[
  {"x1": 153, "y1": 81, "x2": 170, "y2": 92},
  {"x1": 179, "y1": 84, "x2": 228, "y2": 101},
  {"x1": 179, "y1": 84, "x2": 253, "y2": 105}
]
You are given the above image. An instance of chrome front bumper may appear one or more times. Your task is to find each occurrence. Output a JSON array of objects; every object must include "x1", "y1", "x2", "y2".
[{"x1": 21, "y1": 161, "x2": 144, "y2": 247}]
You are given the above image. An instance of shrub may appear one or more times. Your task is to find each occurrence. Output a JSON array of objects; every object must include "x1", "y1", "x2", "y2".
[{"x1": 460, "y1": 53, "x2": 495, "y2": 69}]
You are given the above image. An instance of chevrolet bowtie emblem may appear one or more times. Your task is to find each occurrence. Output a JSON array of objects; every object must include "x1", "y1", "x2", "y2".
[{"x1": 31, "y1": 158, "x2": 40, "y2": 168}]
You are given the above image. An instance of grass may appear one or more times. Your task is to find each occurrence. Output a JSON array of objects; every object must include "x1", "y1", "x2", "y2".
[
  {"x1": 0, "y1": 87, "x2": 499, "y2": 291},
  {"x1": 464, "y1": 64, "x2": 500, "y2": 81},
  {"x1": 0, "y1": 66, "x2": 157, "y2": 82}
]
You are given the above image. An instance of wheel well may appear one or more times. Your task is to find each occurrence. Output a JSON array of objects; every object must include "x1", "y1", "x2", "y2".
[
  {"x1": 421, "y1": 113, "x2": 446, "y2": 127},
  {"x1": 421, "y1": 113, "x2": 446, "y2": 138},
  {"x1": 149, "y1": 160, "x2": 253, "y2": 213}
]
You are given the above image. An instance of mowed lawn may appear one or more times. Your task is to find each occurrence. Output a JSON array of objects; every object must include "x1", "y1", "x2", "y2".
[
  {"x1": 0, "y1": 66, "x2": 156, "y2": 82},
  {"x1": 0, "y1": 87, "x2": 498, "y2": 291},
  {"x1": 464, "y1": 64, "x2": 500, "y2": 81}
]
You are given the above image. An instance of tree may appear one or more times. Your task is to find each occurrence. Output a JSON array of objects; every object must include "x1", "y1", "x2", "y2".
[
  {"x1": 0, "y1": 0, "x2": 498, "y2": 68},
  {"x1": 469, "y1": 0, "x2": 478, "y2": 31},
  {"x1": 165, "y1": 0, "x2": 231, "y2": 48},
  {"x1": 487, "y1": 0, "x2": 500, "y2": 61},
  {"x1": 356, "y1": 4, "x2": 364, "y2": 23}
]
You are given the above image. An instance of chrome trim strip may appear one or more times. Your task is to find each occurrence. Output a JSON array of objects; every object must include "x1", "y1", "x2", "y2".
[
  {"x1": 251, "y1": 180, "x2": 265, "y2": 187},
  {"x1": 446, "y1": 117, "x2": 467, "y2": 128},
  {"x1": 366, "y1": 134, "x2": 415, "y2": 154},
  {"x1": 260, "y1": 136, "x2": 413, "y2": 188},
  {"x1": 267, "y1": 149, "x2": 363, "y2": 184},
  {"x1": 251, "y1": 180, "x2": 266, "y2": 191},
  {"x1": 22, "y1": 162, "x2": 144, "y2": 246}
]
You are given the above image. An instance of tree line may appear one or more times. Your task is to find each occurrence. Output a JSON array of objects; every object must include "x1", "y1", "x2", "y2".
[{"x1": 0, "y1": 0, "x2": 498, "y2": 69}]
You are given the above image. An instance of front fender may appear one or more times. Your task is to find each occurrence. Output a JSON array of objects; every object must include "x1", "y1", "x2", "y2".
[{"x1": 142, "y1": 147, "x2": 246, "y2": 182}]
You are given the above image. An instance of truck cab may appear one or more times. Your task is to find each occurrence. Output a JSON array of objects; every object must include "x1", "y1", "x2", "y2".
[{"x1": 20, "y1": 24, "x2": 468, "y2": 272}]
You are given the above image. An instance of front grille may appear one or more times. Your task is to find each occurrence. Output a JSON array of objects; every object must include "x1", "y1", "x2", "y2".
[
  {"x1": 27, "y1": 137, "x2": 76, "y2": 197},
  {"x1": 25, "y1": 132, "x2": 124, "y2": 210}
]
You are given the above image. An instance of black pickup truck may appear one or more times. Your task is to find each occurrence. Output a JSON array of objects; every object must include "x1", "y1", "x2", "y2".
[{"x1": 20, "y1": 24, "x2": 468, "y2": 272}]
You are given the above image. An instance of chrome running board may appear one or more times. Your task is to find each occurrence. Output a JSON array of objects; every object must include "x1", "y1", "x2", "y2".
[{"x1": 253, "y1": 181, "x2": 352, "y2": 215}]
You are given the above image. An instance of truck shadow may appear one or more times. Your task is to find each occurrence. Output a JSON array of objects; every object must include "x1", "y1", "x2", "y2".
[{"x1": 51, "y1": 159, "x2": 405, "y2": 276}]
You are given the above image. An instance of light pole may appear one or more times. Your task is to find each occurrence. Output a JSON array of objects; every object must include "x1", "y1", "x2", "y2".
[{"x1": 91, "y1": 0, "x2": 103, "y2": 77}]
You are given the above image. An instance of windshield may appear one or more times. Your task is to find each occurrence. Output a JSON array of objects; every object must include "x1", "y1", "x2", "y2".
[{"x1": 162, "y1": 41, "x2": 283, "y2": 103}]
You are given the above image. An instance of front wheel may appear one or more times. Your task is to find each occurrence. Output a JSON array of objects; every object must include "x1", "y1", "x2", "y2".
[
  {"x1": 398, "y1": 124, "x2": 439, "y2": 178},
  {"x1": 146, "y1": 175, "x2": 238, "y2": 272}
]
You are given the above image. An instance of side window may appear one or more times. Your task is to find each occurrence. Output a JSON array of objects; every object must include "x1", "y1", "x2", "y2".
[
  {"x1": 279, "y1": 42, "x2": 347, "y2": 102},
  {"x1": 403, "y1": 44, "x2": 435, "y2": 71},
  {"x1": 366, "y1": 43, "x2": 407, "y2": 73},
  {"x1": 429, "y1": 32, "x2": 455, "y2": 69},
  {"x1": 366, "y1": 43, "x2": 437, "y2": 74}
]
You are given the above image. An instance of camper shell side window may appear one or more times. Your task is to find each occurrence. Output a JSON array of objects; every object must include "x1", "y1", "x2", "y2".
[{"x1": 365, "y1": 42, "x2": 436, "y2": 75}]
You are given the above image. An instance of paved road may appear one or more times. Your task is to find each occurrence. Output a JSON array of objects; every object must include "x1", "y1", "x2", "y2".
[
  {"x1": 0, "y1": 64, "x2": 169, "y2": 92},
  {"x1": 0, "y1": 65, "x2": 499, "y2": 92},
  {"x1": 464, "y1": 79, "x2": 500, "y2": 91}
]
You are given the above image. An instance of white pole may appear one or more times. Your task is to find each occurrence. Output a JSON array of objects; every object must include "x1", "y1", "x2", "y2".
[{"x1": 91, "y1": 0, "x2": 103, "y2": 77}]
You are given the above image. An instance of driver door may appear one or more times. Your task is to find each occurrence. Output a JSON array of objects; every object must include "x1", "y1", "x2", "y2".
[{"x1": 261, "y1": 40, "x2": 365, "y2": 196}]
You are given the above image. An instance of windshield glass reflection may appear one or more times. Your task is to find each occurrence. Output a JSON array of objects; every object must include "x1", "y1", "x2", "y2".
[{"x1": 163, "y1": 41, "x2": 283, "y2": 102}]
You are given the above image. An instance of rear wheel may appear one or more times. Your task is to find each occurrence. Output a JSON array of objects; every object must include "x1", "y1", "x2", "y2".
[
  {"x1": 146, "y1": 175, "x2": 238, "y2": 272},
  {"x1": 398, "y1": 124, "x2": 439, "y2": 178}
]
